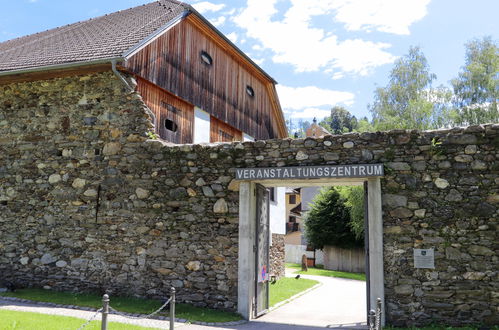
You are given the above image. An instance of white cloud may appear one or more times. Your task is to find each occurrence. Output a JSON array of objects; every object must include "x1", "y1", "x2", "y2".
[
  {"x1": 287, "y1": 107, "x2": 331, "y2": 120},
  {"x1": 332, "y1": 0, "x2": 431, "y2": 35},
  {"x1": 252, "y1": 58, "x2": 265, "y2": 65},
  {"x1": 191, "y1": 1, "x2": 225, "y2": 14},
  {"x1": 226, "y1": 32, "x2": 238, "y2": 43},
  {"x1": 252, "y1": 44, "x2": 263, "y2": 51},
  {"x1": 223, "y1": 8, "x2": 236, "y2": 16},
  {"x1": 276, "y1": 85, "x2": 354, "y2": 110},
  {"x1": 210, "y1": 16, "x2": 226, "y2": 27},
  {"x1": 233, "y1": 0, "x2": 397, "y2": 77}
]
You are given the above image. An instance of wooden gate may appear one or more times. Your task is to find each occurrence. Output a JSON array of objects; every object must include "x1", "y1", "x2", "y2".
[{"x1": 254, "y1": 184, "x2": 270, "y2": 318}]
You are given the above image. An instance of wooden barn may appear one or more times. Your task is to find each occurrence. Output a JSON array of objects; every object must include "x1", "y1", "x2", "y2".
[{"x1": 0, "y1": 0, "x2": 287, "y2": 143}]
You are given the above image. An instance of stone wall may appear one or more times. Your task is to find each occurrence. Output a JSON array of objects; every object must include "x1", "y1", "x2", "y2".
[
  {"x1": 0, "y1": 72, "x2": 240, "y2": 310},
  {"x1": 270, "y1": 234, "x2": 285, "y2": 279},
  {"x1": 0, "y1": 71, "x2": 497, "y2": 325}
]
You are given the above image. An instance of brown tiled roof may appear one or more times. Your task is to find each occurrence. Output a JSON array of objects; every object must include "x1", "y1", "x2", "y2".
[{"x1": 0, "y1": 1, "x2": 189, "y2": 72}]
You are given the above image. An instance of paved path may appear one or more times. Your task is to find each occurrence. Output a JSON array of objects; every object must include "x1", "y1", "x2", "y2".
[
  {"x1": 181, "y1": 270, "x2": 367, "y2": 330},
  {"x1": 0, "y1": 271, "x2": 367, "y2": 329}
]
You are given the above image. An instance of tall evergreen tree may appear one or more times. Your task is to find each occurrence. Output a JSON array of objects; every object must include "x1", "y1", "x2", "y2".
[
  {"x1": 320, "y1": 106, "x2": 362, "y2": 134},
  {"x1": 304, "y1": 187, "x2": 363, "y2": 250}
]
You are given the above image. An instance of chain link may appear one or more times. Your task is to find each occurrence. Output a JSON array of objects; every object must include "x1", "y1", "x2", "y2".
[
  {"x1": 108, "y1": 297, "x2": 172, "y2": 320},
  {"x1": 368, "y1": 310, "x2": 376, "y2": 330},
  {"x1": 375, "y1": 299, "x2": 382, "y2": 330},
  {"x1": 75, "y1": 308, "x2": 103, "y2": 330}
]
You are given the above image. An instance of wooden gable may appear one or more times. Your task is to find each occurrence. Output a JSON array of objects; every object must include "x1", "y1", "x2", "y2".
[
  {"x1": 137, "y1": 78, "x2": 194, "y2": 144},
  {"x1": 124, "y1": 14, "x2": 286, "y2": 141}
]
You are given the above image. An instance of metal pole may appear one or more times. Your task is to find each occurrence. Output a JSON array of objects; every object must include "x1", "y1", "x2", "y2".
[
  {"x1": 376, "y1": 298, "x2": 382, "y2": 330},
  {"x1": 101, "y1": 294, "x2": 109, "y2": 330},
  {"x1": 368, "y1": 310, "x2": 376, "y2": 330},
  {"x1": 170, "y1": 287, "x2": 175, "y2": 330}
]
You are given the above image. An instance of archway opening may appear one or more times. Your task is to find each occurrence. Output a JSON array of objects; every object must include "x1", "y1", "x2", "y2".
[{"x1": 237, "y1": 171, "x2": 385, "y2": 327}]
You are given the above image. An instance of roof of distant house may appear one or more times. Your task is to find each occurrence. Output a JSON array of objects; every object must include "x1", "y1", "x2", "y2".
[
  {"x1": 0, "y1": 0, "x2": 275, "y2": 83},
  {"x1": 306, "y1": 121, "x2": 331, "y2": 138}
]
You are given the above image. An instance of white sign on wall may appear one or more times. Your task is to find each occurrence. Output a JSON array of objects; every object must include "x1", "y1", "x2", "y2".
[
  {"x1": 235, "y1": 164, "x2": 384, "y2": 180},
  {"x1": 414, "y1": 249, "x2": 435, "y2": 269}
]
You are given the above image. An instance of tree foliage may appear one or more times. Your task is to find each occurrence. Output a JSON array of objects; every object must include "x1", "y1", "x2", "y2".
[
  {"x1": 336, "y1": 186, "x2": 365, "y2": 240},
  {"x1": 319, "y1": 107, "x2": 375, "y2": 134},
  {"x1": 369, "y1": 46, "x2": 452, "y2": 130},
  {"x1": 304, "y1": 187, "x2": 363, "y2": 250},
  {"x1": 451, "y1": 36, "x2": 499, "y2": 125},
  {"x1": 320, "y1": 106, "x2": 357, "y2": 134},
  {"x1": 285, "y1": 118, "x2": 311, "y2": 138}
]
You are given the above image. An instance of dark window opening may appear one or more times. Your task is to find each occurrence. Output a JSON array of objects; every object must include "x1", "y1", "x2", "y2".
[
  {"x1": 269, "y1": 187, "x2": 276, "y2": 202},
  {"x1": 289, "y1": 194, "x2": 296, "y2": 204},
  {"x1": 289, "y1": 216, "x2": 296, "y2": 223},
  {"x1": 0, "y1": 201, "x2": 7, "y2": 206},
  {"x1": 200, "y1": 51, "x2": 213, "y2": 65},
  {"x1": 165, "y1": 119, "x2": 178, "y2": 132},
  {"x1": 94, "y1": 149, "x2": 101, "y2": 156},
  {"x1": 246, "y1": 85, "x2": 255, "y2": 97}
]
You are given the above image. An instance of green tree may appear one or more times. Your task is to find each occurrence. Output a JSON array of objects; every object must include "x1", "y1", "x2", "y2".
[
  {"x1": 355, "y1": 116, "x2": 375, "y2": 132},
  {"x1": 294, "y1": 119, "x2": 311, "y2": 138},
  {"x1": 451, "y1": 36, "x2": 499, "y2": 125},
  {"x1": 336, "y1": 186, "x2": 365, "y2": 240},
  {"x1": 369, "y1": 46, "x2": 451, "y2": 130},
  {"x1": 285, "y1": 118, "x2": 296, "y2": 138},
  {"x1": 320, "y1": 106, "x2": 358, "y2": 134},
  {"x1": 304, "y1": 187, "x2": 363, "y2": 250}
]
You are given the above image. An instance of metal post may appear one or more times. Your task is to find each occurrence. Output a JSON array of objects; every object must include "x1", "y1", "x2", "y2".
[
  {"x1": 376, "y1": 298, "x2": 382, "y2": 330},
  {"x1": 101, "y1": 294, "x2": 109, "y2": 330},
  {"x1": 368, "y1": 310, "x2": 376, "y2": 330},
  {"x1": 169, "y1": 287, "x2": 175, "y2": 330}
]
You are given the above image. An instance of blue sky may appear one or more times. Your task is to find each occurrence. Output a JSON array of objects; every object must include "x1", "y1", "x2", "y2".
[{"x1": 1, "y1": 0, "x2": 497, "y2": 123}]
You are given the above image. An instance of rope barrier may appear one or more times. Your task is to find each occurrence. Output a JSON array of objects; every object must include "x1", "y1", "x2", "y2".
[
  {"x1": 77, "y1": 287, "x2": 176, "y2": 330},
  {"x1": 108, "y1": 297, "x2": 172, "y2": 320},
  {"x1": 75, "y1": 308, "x2": 103, "y2": 330}
]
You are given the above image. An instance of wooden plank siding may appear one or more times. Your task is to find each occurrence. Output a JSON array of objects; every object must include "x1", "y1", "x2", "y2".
[
  {"x1": 137, "y1": 78, "x2": 194, "y2": 144},
  {"x1": 210, "y1": 116, "x2": 243, "y2": 143},
  {"x1": 125, "y1": 17, "x2": 280, "y2": 140}
]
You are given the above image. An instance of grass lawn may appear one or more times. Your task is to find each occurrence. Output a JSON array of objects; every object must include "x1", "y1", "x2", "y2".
[
  {"x1": 0, "y1": 288, "x2": 241, "y2": 323},
  {"x1": 286, "y1": 263, "x2": 366, "y2": 281},
  {"x1": 269, "y1": 277, "x2": 319, "y2": 307},
  {"x1": 0, "y1": 310, "x2": 158, "y2": 330}
]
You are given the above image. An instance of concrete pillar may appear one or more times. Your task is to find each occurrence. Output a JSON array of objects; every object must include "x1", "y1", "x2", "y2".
[
  {"x1": 367, "y1": 178, "x2": 385, "y2": 326},
  {"x1": 238, "y1": 182, "x2": 256, "y2": 319}
]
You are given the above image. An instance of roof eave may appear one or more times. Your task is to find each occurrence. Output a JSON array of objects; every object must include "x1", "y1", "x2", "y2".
[{"x1": 0, "y1": 57, "x2": 124, "y2": 77}]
